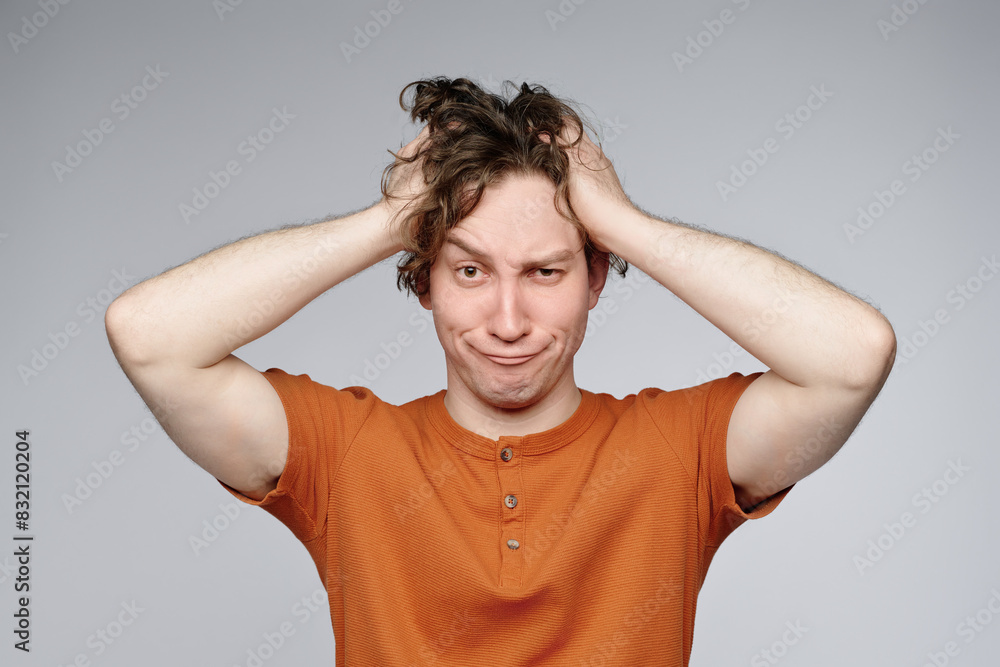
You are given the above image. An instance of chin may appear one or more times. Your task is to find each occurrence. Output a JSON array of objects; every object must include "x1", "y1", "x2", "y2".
[
  {"x1": 481, "y1": 393, "x2": 536, "y2": 411},
  {"x1": 471, "y1": 375, "x2": 547, "y2": 411}
]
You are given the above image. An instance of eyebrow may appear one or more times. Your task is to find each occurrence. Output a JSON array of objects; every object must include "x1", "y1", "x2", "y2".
[{"x1": 445, "y1": 237, "x2": 578, "y2": 267}]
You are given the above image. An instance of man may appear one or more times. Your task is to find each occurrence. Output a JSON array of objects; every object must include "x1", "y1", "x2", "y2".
[{"x1": 106, "y1": 77, "x2": 896, "y2": 665}]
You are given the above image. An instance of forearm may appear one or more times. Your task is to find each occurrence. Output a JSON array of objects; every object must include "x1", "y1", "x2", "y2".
[
  {"x1": 593, "y1": 204, "x2": 895, "y2": 390},
  {"x1": 107, "y1": 201, "x2": 401, "y2": 370}
]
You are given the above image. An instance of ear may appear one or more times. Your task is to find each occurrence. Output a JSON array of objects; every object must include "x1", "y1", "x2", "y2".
[
  {"x1": 587, "y1": 251, "x2": 610, "y2": 310},
  {"x1": 417, "y1": 274, "x2": 432, "y2": 310},
  {"x1": 418, "y1": 288, "x2": 431, "y2": 310}
]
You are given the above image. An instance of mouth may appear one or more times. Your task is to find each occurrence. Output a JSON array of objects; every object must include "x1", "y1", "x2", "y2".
[{"x1": 481, "y1": 352, "x2": 538, "y2": 366}]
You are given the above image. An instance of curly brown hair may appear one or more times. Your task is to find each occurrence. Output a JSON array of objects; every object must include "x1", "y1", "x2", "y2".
[{"x1": 381, "y1": 76, "x2": 628, "y2": 297}]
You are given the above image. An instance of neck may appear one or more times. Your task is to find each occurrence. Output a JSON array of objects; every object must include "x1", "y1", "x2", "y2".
[{"x1": 443, "y1": 374, "x2": 583, "y2": 440}]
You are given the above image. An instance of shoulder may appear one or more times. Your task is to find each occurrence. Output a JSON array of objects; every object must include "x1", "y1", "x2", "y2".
[
  {"x1": 262, "y1": 367, "x2": 440, "y2": 407},
  {"x1": 586, "y1": 372, "x2": 762, "y2": 420},
  {"x1": 261, "y1": 367, "x2": 443, "y2": 432}
]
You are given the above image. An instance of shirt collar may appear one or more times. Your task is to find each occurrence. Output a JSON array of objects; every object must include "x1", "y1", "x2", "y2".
[{"x1": 425, "y1": 389, "x2": 600, "y2": 459}]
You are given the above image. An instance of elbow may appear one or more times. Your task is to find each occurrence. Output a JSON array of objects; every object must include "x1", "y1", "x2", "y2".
[
  {"x1": 870, "y1": 314, "x2": 897, "y2": 378},
  {"x1": 105, "y1": 292, "x2": 152, "y2": 369},
  {"x1": 846, "y1": 314, "x2": 897, "y2": 393}
]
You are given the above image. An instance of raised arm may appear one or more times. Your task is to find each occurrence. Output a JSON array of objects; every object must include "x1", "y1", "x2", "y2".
[
  {"x1": 105, "y1": 128, "x2": 429, "y2": 499},
  {"x1": 555, "y1": 124, "x2": 896, "y2": 511}
]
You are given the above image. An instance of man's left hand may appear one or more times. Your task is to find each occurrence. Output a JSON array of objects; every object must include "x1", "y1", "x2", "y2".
[{"x1": 546, "y1": 122, "x2": 634, "y2": 252}]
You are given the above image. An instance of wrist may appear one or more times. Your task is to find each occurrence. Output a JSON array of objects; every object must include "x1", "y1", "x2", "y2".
[
  {"x1": 579, "y1": 199, "x2": 644, "y2": 260},
  {"x1": 370, "y1": 201, "x2": 407, "y2": 257},
  {"x1": 327, "y1": 201, "x2": 404, "y2": 262}
]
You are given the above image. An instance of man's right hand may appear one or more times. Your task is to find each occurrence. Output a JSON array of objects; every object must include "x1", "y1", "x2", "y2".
[{"x1": 381, "y1": 125, "x2": 433, "y2": 226}]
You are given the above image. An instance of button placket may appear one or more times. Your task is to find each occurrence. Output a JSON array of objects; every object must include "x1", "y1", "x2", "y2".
[{"x1": 496, "y1": 438, "x2": 524, "y2": 587}]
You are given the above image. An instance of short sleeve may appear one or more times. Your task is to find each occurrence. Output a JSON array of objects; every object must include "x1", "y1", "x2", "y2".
[
  {"x1": 217, "y1": 368, "x2": 379, "y2": 543},
  {"x1": 698, "y1": 372, "x2": 793, "y2": 546},
  {"x1": 643, "y1": 372, "x2": 793, "y2": 549}
]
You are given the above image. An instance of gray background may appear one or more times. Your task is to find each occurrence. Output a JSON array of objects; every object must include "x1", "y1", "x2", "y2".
[{"x1": 2, "y1": 0, "x2": 998, "y2": 664}]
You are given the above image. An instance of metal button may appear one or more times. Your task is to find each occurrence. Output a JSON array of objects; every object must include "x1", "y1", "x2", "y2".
[
  {"x1": 500, "y1": 447, "x2": 513, "y2": 462},
  {"x1": 506, "y1": 539, "x2": 520, "y2": 550},
  {"x1": 504, "y1": 494, "x2": 518, "y2": 509}
]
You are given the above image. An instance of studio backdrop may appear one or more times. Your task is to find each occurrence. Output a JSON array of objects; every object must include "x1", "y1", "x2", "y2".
[{"x1": 2, "y1": 0, "x2": 997, "y2": 665}]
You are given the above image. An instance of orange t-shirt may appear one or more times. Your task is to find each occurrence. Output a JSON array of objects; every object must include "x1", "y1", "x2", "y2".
[{"x1": 221, "y1": 369, "x2": 791, "y2": 665}]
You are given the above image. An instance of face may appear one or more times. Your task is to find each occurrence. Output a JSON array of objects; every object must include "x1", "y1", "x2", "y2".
[{"x1": 418, "y1": 173, "x2": 608, "y2": 412}]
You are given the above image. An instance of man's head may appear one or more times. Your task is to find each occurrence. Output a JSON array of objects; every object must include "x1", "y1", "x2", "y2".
[{"x1": 382, "y1": 77, "x2": 627, "y2": 413}]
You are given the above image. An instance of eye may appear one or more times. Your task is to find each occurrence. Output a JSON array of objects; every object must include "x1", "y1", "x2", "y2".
[
  {"x1": 536, "y1": 268, "x2": 557, "y2": 277},
  {"x1": 461, "y1": 266, "x2": 478, "y2": 278}
]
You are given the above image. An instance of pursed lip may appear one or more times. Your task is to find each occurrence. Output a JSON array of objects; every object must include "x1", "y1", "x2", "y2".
[{"x1": 480, "y1": 352, "x2": 538, "y2": 366}]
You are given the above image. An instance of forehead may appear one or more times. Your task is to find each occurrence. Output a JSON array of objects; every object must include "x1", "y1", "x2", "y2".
[{"x1": 445, "y1": 174, "x2": 583, "y2": 256}]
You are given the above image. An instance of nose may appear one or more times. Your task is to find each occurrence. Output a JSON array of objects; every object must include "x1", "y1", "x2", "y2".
[{"x1": 488, "y1": 280, "x2": 531, "y2": 342}]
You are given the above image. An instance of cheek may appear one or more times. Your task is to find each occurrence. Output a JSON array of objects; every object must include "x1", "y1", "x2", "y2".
[
  {"x1": 543, "y1": 301, "x2": 591, "y2": 340},
  {"x1": 430, "y1": 294, "x2": 485, "y2": 345}
]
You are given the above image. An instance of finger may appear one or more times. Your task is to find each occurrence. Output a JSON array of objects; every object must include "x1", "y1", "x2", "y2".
[
  {"x1": 578, "y1": 129, "x2": 611, "y2": 167},
  {"x1": 398, "y1": 125, "x2": 431, "y2": 159}
]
